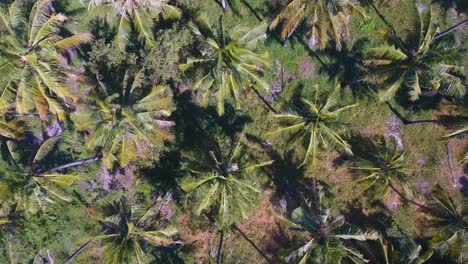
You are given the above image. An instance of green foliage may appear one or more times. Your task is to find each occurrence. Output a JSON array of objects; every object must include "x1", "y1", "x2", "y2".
[
  {"x1": 270, "y1": 82, "x2": 356, "y2": 166},
  {"x1": 83, "y1": 0, "x2": 181, "y2": 51},
  {"x1": 144, "y1": 25, "x2": 194, "y2": 84},
  {"x1": 179, "y1": 14, "x2": 270, "y2": 116},
  {"x1": 424, "y1": 185, "x2": 467, "y2": 263},
  {"x1": 0, "y1": 0, "x2": 466, "y2": 263},
  {"x1": 71, "y1": 66, "x2": 175, "y2": 168},
  {"x1": 277, "y1": 189, "x2": 378, "y2": 263},
  {"x1": 0, "y1": 202, "x2": 97, "y2": 263},
  {"x1": 180, "y1": 132, "x2": 272, "y2": 229},
  {"x1": 0, "y1": 138, "x2": 83, "y2": 215},
  {"x1": 270, "y1": 0, "x2": 368, "y2": 49},
  {"x1": 347, "y1": 136, "x2": 411, "y2": 200},
  {"x1": 363, "y1": 4, "x2": 467, "y2": 102},
  {"x1": 0, "y1": 0, "x2": 93, "y2": 120},
  {"x1": 89, "y1": 191, "x2": 181, "y2": 264}
]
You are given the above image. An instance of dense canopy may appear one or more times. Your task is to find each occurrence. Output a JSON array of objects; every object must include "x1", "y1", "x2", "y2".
[{"x1": 0, "y1": 0, "x2": 466, "y2": 263}]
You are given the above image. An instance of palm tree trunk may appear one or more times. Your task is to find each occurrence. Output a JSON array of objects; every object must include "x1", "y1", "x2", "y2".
[
  {"x1": 64, "y1": 240, "x2": 93, "y2": 264},
  {"x1": 446, "y1": 139, "x2": 458, "y2": 187},
  {"x1": 367, "y1": 1, "x2": 398, "y2": 37},
  {"x1": 251, "y1": 86, "x2": 278, "y2": 114},
  {"x1": 216, "y1": 229, "x2": 225, "y2": 264},
  {"x1": 232, "y1": 224, "x2": 272, "y2": 263},
  {"x1": 388, "y1": 183, "x2": 428, "y2": 210},
  {"x1": 386, "y1": 102, "x2": 439, "y2": 125},
  {"x1": 433, "y1": 19, "x2": 468, "y2": 41},
  {"x1": 239, "y1": 0, "x2": 263, "y2": 21},
  {"x1": 44, "y1": 156, "x2": 101, "y2": 173}
]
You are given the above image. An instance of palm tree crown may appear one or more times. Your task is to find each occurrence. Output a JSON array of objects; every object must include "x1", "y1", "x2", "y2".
[
  {"x1": 84, "y1": 0, "x2": 181, "y2": 50},
  {"x1": 424, "y1": 185, "x2": 467, "y2": 263},
  {"x1": 363, "y1": 5, "x2": 466, "y2": 102},
  {"x1": 348, "y1": 136, "x2": 410, "y2": 198},
  {"x1": 71, "y1": 68, "x2": 175, "y2": 169},
  {"x1": 277, "y1": 190, "x2": 378, "y2": 263},
  {"x1": 180, "y1": 133, "x2": 273, "y2": 229},
  {"x1": 0, "y1": 137, "x2": 83, "y2": 214},
  {"x1": 0, "y1": 0, "x2": 93, "y2": 120},
  {"x1": 270, "y1": 82, "x2": 356, "y2": 167},
  {"x1": 179, "y1": 14, "x2": 270, "y2": 116},
  {"x1": 91, "y1": 194, "x2": 181, "y2": 264},
  {"x1": 270, "y1": 0, "x2": 367, "y2": 50}
]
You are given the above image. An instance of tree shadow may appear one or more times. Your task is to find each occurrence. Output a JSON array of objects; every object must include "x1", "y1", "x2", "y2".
[
  {"x1": 244, "y1": 133, "x2": 304, "y2": 210},
  {"x1": 432, "y1": 0, "x2": 468, "y2": 15},
  {"x1": 173, "y1": 91, "x2": 252, "y2": 150},
  {"x1": 393, "y1": 86, "x2": 443, "y2": 111},
  {"x1": 316, "y1": 39, "x2": 373, "y2": 98},
  {"x1": 141, "y1": 90, "x2": 252, "y2": 194},
  {"x1": 460, "y1": 176, "x2": 468, "y2": 196},
  {"x1": 148, "y1": 247, "x2": 185, "y2": 264}
]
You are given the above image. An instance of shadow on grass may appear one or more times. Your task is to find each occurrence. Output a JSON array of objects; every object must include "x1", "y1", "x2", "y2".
[{"x1": 141, "y1": 90, "x2": 252, "y2": 194}]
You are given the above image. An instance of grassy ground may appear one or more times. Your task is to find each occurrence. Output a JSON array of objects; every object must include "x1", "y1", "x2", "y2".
[{"x1": 171, "y1": 0, "x2": 467, "y2": 263}]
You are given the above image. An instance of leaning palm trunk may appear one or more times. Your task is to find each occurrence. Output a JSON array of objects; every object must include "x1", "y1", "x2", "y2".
[
  {"x1": 216, "y1": 229, "x2": 225, "y2": 264},
  {"x1": 41, "y1": 156, "x2": 101, "y2": 174},
  {"x1": 64, "y1": 240, "x2": 93, "y2": 264},
  {"x1": 433, "y1": 19, "x2": 468, "y2": 41}
]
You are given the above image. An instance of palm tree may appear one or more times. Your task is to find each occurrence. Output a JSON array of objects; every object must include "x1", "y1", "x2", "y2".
[
  {"x1": 363, "y1": 4, "x2": 466, "y2": 102},
  {"x1": 347, "y1": 136, "x2": 424, "y2": 207},
  {"x1": 270, "y1": 0, "x2": 368, "y2": 50},
  {"x1": 180, "y1": 133, "x2": 273, "y2": 229},
  {"x1": 90, "y1": 194, "x2": 181, "y2": 264},
  {"x1": 359, "y1": 233, "x2": 433, "y2": 264},
  {"x1": 277, "y1": 190, "x2": 378, "y2": 263},
  {"x1": 444, "y1": 125, "x2": 468, "y2": 163},
  {"x1": 269, "y1": 82, "x2": 356, "y2": 167},
  {"x1": 0, "y1": 0, "x2": 93, "y2": 120},
  {"x1": 0, "y1": 117, "x2": 23, "y2": 139},
  {"x1": 180, "y1": 133, "x2": 273, "y2": 263},
  {"x1": 424, "y1": 185, "x2": 467, "y2": 263},
  {"x1": 0, "y1": 137, "x2": 83, "y2": 214},
  {"x1": 356, "y1": 218, "x2": 434, "y2": 264},
  {"x1": 84, "y1": 0, "x2": 181, "y2": 51},
  {"x1": 179, "y1": 14, "x2": 271, "y2": 116},
  {"x1": 32, "y1": 249, "x2": 55, "y2": 264},
  {"x1": 381, "y1": 236, "x2": 433, "y2": 264},
  {"x1": 71, "y1": 68, "x2": 175, "y2": 169}
]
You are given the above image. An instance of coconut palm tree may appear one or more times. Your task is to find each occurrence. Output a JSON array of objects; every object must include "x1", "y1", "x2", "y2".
[
  {"x1": 359, "y1": 234, "x2": 433, "y2": 264},
  {"x1": 180, "y1": 133, "x2": 273, "y2": 229},
  {"x1": 71, "y1": 68, "x2": 175, "y2": 169},
  {"x1": 357, "y1": 219, "x2": 433, "y2": 264},
  {"x1": 379, "y1": 236, "x2": 433, "y2": 264},
  {"x1": 180, "y1": 133, "x2": 273, "y2": 263},
  {"x1": 269, "y1": 82, "x2": 356, "y2": 167},
  {"x1": 424, "y1": 185, "x2": 467, "y2": 263},
  {"x1": 179, "y1": 14, "x2": 270, "y2": 116},
  {"x1": 84, "y1": 0, "x2": 181, "y2": 51},
  {"x1": 0, "y1": 0, "x2": 93, "y2": 120},
  {"x1": 270, "y1": 0, "x2": 367, "y2": 50},
  {"x1": 363, "y1": 4, "x2": 466, "y2": 102},
  {"x1": 347, "y1": 136, "x2": 425, "y2": 207},
  {"x1": 0, "y1": 137, "x2": 84, "y2": 214},
  {"x1": 277, "y1": 190, "x2": 378, "y2": 263},
  {"x1": 90, "y1": 194, "x2": 181, "y2": 264},
  {"x1": 0, "y1": 118, "x2": 23, "y2": 139}
]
